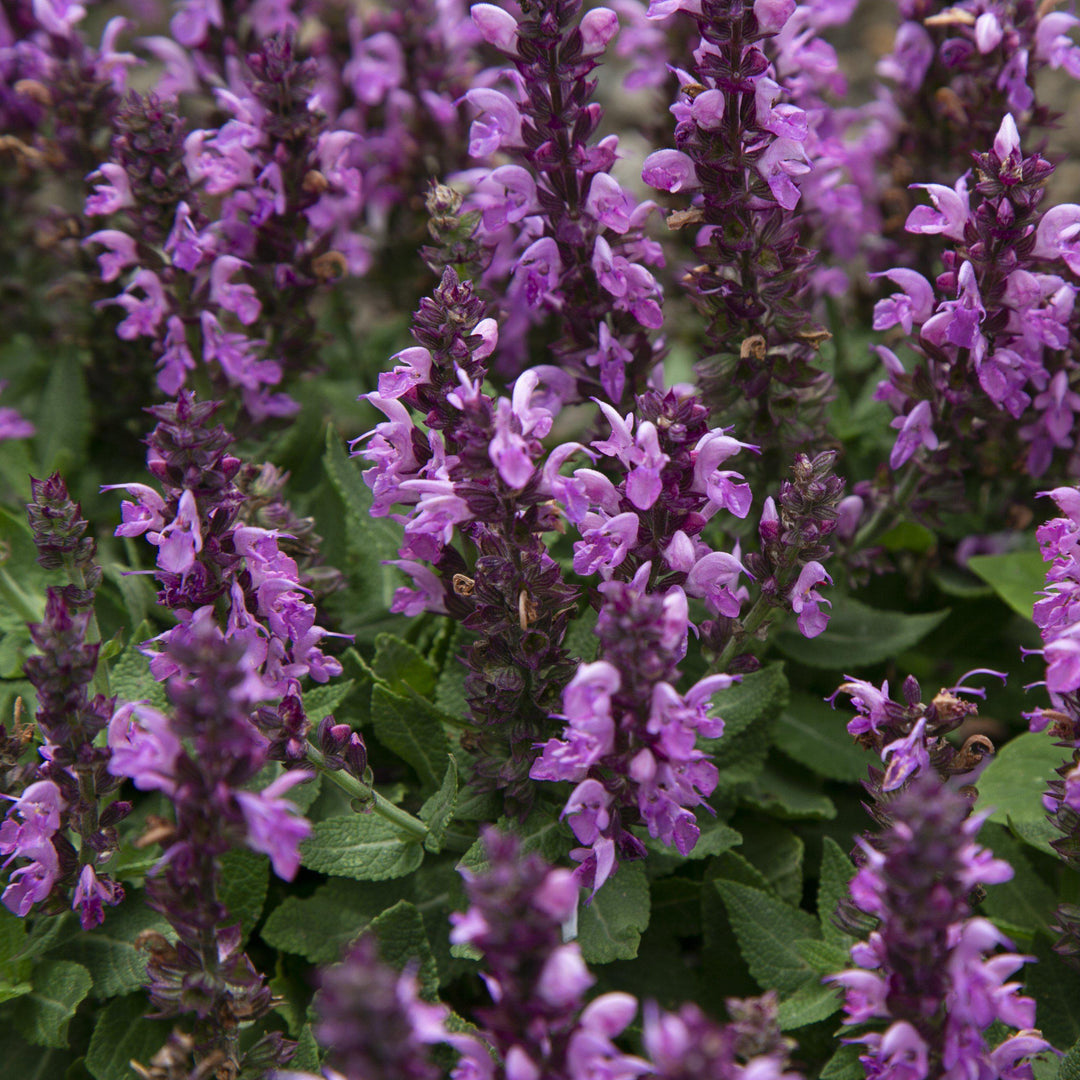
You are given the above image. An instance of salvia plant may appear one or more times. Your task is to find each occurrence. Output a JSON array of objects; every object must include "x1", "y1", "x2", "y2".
[{"x1": 5, "y1": 1, "x2": 1080, "y2": 1079}]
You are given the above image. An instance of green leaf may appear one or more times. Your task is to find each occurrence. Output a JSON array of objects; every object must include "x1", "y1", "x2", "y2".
[
  {"x1": 975, "y1": 732, "x2": 1067, "y2": 856},
  {"x1": 108, "y1": 623, "x2": 166, "y2": 710},
  {"x1": 370, "y1": 685, "x2": 450, "y2": 791},
  {"x1": 744, "y1": 759, "x2": 837, "y2": 821},
  {"x1": 777, "y1": 978, "x2": 842, "y2": 1030},
  {"x1": 821, "y1": 1043, "x2": 865, "y2": 1080},
  {"x1": 85, "y1": 994, "x2": 171, "y2": 1080},
  {"x1": 980, "y1": 825, "x2": 1057, "y2": 935},
  {"x1": 1027, "y1": 936, "x2": 1080, "y2": 1049},
  {"x1": 262, "y1": 878, "x2": 408, "y2": 964},
  {"x1": 13, "y1": 959, "x2": 93, "y2": 1048},
  {"x1": 218, "y1": 848, "x2": 269, "y2": 943},
  {"x1": 563, "y1": 606, "x2": 599, "y2": 664},
  {"x1": 374, "y1": 635, "x2": 438, "y2": 699},
  {"x1": 774, "y1": 595, "x2": 949, "y2": 670},
  {"x1": 33, "y1": 350, "x2": 89, "y2": 474},
  {"x1": 773, "y1": 691, "x2": 879, "y2": 782},
  {"x1": 706, "y1": 663, "x2": 790, "y2": 734},
  {"x1": 878, "y1": 521, "x2": 936, "y2": 553},
  {"x1": 736, "y1": 820, "x2": 804, "y2": 905},
  {"x1": 1059, "y1": 1039, "x2": 1080, "y2": 1080},
  {"x1": 683, "y1": 819, "x2": 742, "y2": 861},
  {"x1": 303, "y1": 679, "x2": 356, "y2": 721},
  {"x1": 292, "y1": 1026, "x2": 321, "y2": 1073},
  {"x1": 818, "y1": 838, "x2": 856, "y2": 948},
  {"x1": 458, "y1": 808, "x2": 568, "y2": 874},
  {"x1": 967, "y1": 551, "x2": 1046, "y2": 621},
  {"x1": 578, "y1": 862, "x2": 651, "y2": 964},
  {"x1": 715, "y1": 881, "x2": 819, "y2": 994},
  {"x1": 367, "y1": 901, "x2": 439, "y2": 998},
  {"x1": 794, "y1": 938, "x2": 851, "y2": 974},
  {"x1": 63, "y1": 895, "x2": 173, "y2": 999},
  {"x1": 301, "y1": 812, "x2": 425, "y2": 880},
  {"x1": 419, "y1": 756, "x2": 459, "y2": 853}
]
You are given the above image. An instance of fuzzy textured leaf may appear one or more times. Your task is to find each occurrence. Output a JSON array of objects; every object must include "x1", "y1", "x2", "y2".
[
  {"x1": 301, "y1": 812, "x2": 425, "y2": 880},
  {"x1": 86, "y1": 993, "x2": 171, "y2": 1080},
  {"x1": 818, "y1": 837, "x2": 856, "y2": 948},
  {"x1": 773, "y1": 692, "x2": 878, "y2": 782},
  {"x1": 370, "y1": 685, "x2": 450, "y2": 791},
  {"x1": 777, "y1": 978, "x2": 843, "y2": 1030},
  {"x1": 715, "y1": 880, "x2": 819, "y2": 994},
  {"x1": 578, "y1": 862, "x2": 651, "y2": 964},
  {"x1": 64, "y1": 895, "x2": 173, "y2": 999},
  {"x1": 13, "y1": 959, "x2": 93, "y2": 1048},
  {"x1": 367, "y1": 900, "x2": 440, "y2": 998},
  {"x1": 263, "y1": 878, "x2": 409, "y2": 964},
  {"x1": 420, "y1": 756, "x2": 459, "y2": 852}
]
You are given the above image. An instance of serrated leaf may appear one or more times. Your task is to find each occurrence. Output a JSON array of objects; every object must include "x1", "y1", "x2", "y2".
[
  {"x1": 218, "y1": 847, "x2": 269, "y2": 944},
  {"x1": 292, "y1": 1026, "x2": 321, "y2": 1073},
  {"x1": 458, "y1": 808, "x2": 568, "y2": 874},
  {"x1": 578, "y1": 862, "x2": 650, "y2": 964},
  {"x1": 367, "y1": 900, "x2": 439, "y2": 998},
  {"x1": 13, "y1": 959, "x2": 92, "y2": 1048},
  {"x1": 108, "y1": 623, "x2": 166, "y2": 710},
  {"x1": 777, "y1": 978, "x2": 842, "y2": 1030},
  {"x1": 975, "y1": 732, "x2": 1067, "y2": 856},
  {"x1": 773, "y1": 692, "x2": 879, "y2": 782},
  {"x1": 684, "y1": 819, "x2": 742, "y2": 860},
  {"x1": 774, "y1": 596, "x2": 949, "y2": 670},
  {"x1": 63, "y1": 894, "x2": 173, "y2": 998},
  {"x1": 85, "y1": 993, "x2": 171, "y2": 1080},
  {"x1": 967, "y1": 551, "x2": 1045, "y2": 622},
  {"x1": 302, "y1": 679, "x2": 356, "y2": 721},
  {"x1": 419, "y1": 757, "x2": 459, "y2": 853},
  {"x1": 374, "y1": 635, "x2": 437, "y2": 699},
  {"x1": 744, "y1": 759, "x2": 836, "y2": 821},
  {"x1": 706, "y1": 663, "x2": 790, "y2": 735},
  {"x1": 1059, "y1": 1039, "x2": 1080, "y2": 1080},
  {"x1": 715, "y1": 881, "x2": 819, "y2": 994},
  {"x1": 794, "y1": 938, "x2": 851, "y2": 974},
  {"x1": 821, "y1": 1043, "x2": 865, "y2": 1080},
  {"x1": 370, "y1": 685, "x2": 449, "y2": 791},
  {"x1": 818, "y1": 837, "x2": 856, "y2": 947},
  {"x1": 736, "y1": 820, "x2": 803, "y2": 905},
  {"x1": 262, "y1": 878, "x2": 408, "y2": 964},
  {"x1": 301, "y1": 812, "x2": 425, "y2": 880},
  {"x1": 563, "y1": 606, "x2": 599, "y2": 664}
]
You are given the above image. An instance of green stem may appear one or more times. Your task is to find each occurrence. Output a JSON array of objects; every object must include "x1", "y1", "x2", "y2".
[
  {"x1": 63, "y1": 556, "x2": 111, "y2": 698},
  {"x1": 715, "y1": 592, "x2": 777, "y2": 672},
  {"x1": 305, "y1": 743, "x2": 430, "y2": 844}
]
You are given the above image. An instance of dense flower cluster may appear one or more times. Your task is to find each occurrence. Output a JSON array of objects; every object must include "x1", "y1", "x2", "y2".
[
  {"x1": 642, "y1": 0, "x2": 832, "y2": 454},
  {"x1": 875, "y1": 0, "x2": 1080, "y2": 208},
  {"x1": 829, "y1": 773, "x2": 1050, "y2": 1080},
  {"x1": 106, "y1": 392, "x2": 344, "y2": 693},
  {"x1": 107, "y1": 616, "x2": 309, "y2": 1072},
  {"x1": 1025, "y1": 485, "x2": 1080, "y2": 959},
  {"x1": 85, "y1": 36, "x2": 365, "y2": 417},
  {"x1": 872, "y1": 114, "x2": 1080, "y2": 481},
  {"x1": 462, "y1": 0, "x2": 665, "y2": 401}
]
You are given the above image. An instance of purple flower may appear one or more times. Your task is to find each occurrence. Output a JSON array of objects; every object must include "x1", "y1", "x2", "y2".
[
  {"x1": 790, "y1": 560, "x2": 832, "y2": 637},
  {"x1": 889, "y1": 401, "x2": 938, "y2": 469},
  {"x1": 235, "y1": 770, "x2": 312, "y2": 880},
  {"x1": 641, "y1": 149, "x2": 699, "y2": 193}
]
